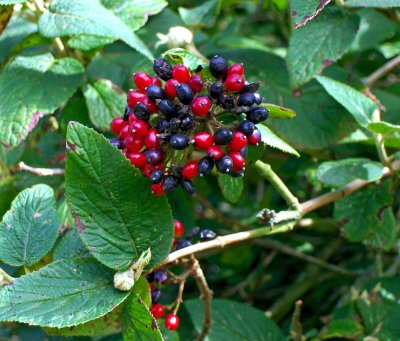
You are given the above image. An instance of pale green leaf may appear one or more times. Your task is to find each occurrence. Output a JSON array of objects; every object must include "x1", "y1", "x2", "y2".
[
  {"x1": 261, "y1": 103, "x2": 296, "y2": 119},
  {"x1": 162, "y1": 48, "x2": 207, "y2": 71},
  {"x1": 290, "y1": 0, "x2": 331, "y2": 28},
  {"x1": 366, "y1": 121, "x2": 400, "y2": 135},
  {"x1": 178, "y1": 0, "x2": 220, "y2": 28},
  {"x1": 218, "y1": 174, "x2": 244, "y2": 204},
  {"x1": 68, "y1": 35, "x2": 116, "y2": 51},
  {"x1": 0, "y1": 0, "x2": 26, "y2": 4},
  {"x1": 257, "y1": 124, "x2": 300, "y2": 157},
  {"x1": 345, "y1": 0, "x2": 400, "y2": 7}
]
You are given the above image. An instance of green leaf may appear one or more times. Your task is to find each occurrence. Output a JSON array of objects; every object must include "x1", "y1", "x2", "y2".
[
  {"x1": 0, "y1": 184, "x2": 60, "y2": 267},
  {"x1": 320, "y1": 319, "x2": 363, "y2": 339},
  {"x1": 178, "y1": 0, "x2": 221, "y2": 28},
  {"x1": 334, "y1": 181, "x2": 396, "y2": 250},
  {"x1": 121, "y1": 292, "x2": 162, "y2": 341},
  {"x1": 182, "y1": 299, "x2": 285, "y2": 341},
  {"x1": 317, "y1": 158, "x2": 384, "y2": 187},
  {"x1": 132, "y1": 276, "x2": 151, "y2": 308},
  {"x1": 345, "y1": 0, "x2": 400, "y2": 7},
  {"x1": 0, "y1": 258, "x2": 129, "y2": 327},
  {"x1": 162, "y1": 48, "x2": 207, "y2": 71},
  {"x1": 68, "y1": 35, "x2": 116, "y2": 51},
  {"x1": 83, "y1": 79, "x2": 126, "y2": 131},
  {"x1": 65, "y1": 123, "x2": 173, "y2": 270},
  {"x1": 54, "y1": 227, "x2": 88, "y2": 261},
  {"x1": 316, "y1": 75, "x2": 378, "y2": 127},
  {"x1": 287, "y1": 9, "x2": 360, "y2": 88},
  {"x1": 0, "y1": 0, "x2": 26, "y2": 4},
  {"x1": 0, "y1": 53, "x2": 83, "y2": 149},
  {"x1": 257, "y1": 124, "x2": 300, "y2": 157},
  {"x1": 261, "y1": 103, "x2": 296, "y2": 119},
  {"x1": 366, "y1": 121, "x2": 400, "y2": 135},
  {"x1": 290, "y1": 0, "x2": 331, "y2": 28},
  {"x1": 38, "y1": 0, "x2": 153, "y2": 60},
  {"x1": 218, "y1": 174, "x2": 244, "y2": 204}
]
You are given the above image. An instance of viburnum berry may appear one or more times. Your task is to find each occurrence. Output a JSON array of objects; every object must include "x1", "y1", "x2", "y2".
[
  {"x1": 238, "y1": 92, "x2": 256, "y2": 107},
  {"x1": 151, "y1": 76, "x2": 162, "y2": 87},
  {"x1": 182, "y1": 161, "x2": 198, "y2": 180},
  {"x1": 165, "y1": 313, "x2": 180, "y2": 331},
  {"x1": 154, "y1": 270, "x2": 168, "y2": 284},
  {"x1": 176, "y1": 239, "x2": 191, "y2": 250},
  {"x1": 237, "y1": 120, "x2": 255, "y2": 136},
  {"x1": 192, "y1": 132, "x2": 214, "y2": 150},
  {"x1": 228, "y1": 63, "x2": 244, "y2": 76},
  {"x1": 174, "y1": 220, "x2": 184, "y2": 238},
  {"x1": 225, "y1": 73, "x2": 245, "y2": 92},
  {"x1": 110, "y1": 117, "x2": 125, "y2": 135},
  {"x1": 150, "y1": 169, "x2": 164, "y2": 184},
  {"x1": 229, "y1": 151, "x2": 245, "y2": 171},
  {"x1": 215, "y1": 155, "x2": 233, "y2": 173},
  {"x1": 209, "y1": 55, "x2": 228, "y2": 78},
  {"x1": 151, "y1": 182, "x2": 165, "y2": 196},
  {"x1": 172, "y1": 64, "x2": 190, "y2": 83},
  {"x1": 141, "y1": 97, "x2": 158, "y2": 114},
  {"x1": 200, "y1": 229, "x2": 217, "y2": 241},
  {"x1": 127, "y1": 152, "x2": 146, "y2": 168},
  {"x1": 133, "y1": 102, "x2": 150, "y2": 121},
  {"x1": 150, "y1": 304, "x2": 165, "y2": 319},
  {"x1": 153, "y1": 58, "x2": 173, "y2": 81},
  {"x1": 210, "y1": 81, "x2": 224, "y2": 99},
  {"x1": 151, "y1": 288, "x2": 162, "y2": 303},
  {"x1": 247, "y1": 107, "x2": 269, "y2": 123},
  {"x1": 248, "y1": 128, "x2": 262, "y2": 145},
  {"x1": 127, "y1": 90, "x2": 146, "y2": 108},
  {"x1": 188, "y1": 74, "x2": 203, "y2": 93},
  {"x1": 129, "y1": 120, "x2": 149, "y2": 139},
  {"x1": 146, "y1": 148, "x2": 165, "y2": 165},
  {"x1": 165, "y1": 79, "x2": 179, "y2": 98},
  {"x1": 228, "y1": 131, "x2": 248, "y2": 151},
  {"x1": 124, "y1": 135, "x2": 143, "y2": 152},
  {"x1": 144, "y1": 129, "x2": 160, "y2": 149},
  {"x1": 133, "y1": 72, "x2": 153, "y2": 90},
  {"x1": 163, "y1": 175, "x2": 180, "y2": 192},
  {"x1": 191, "y1": 96, "x2": 211, "y2": 117},
  {"x1": 144, "y1": 163, "x2": 163, "y2": 177},
  {"x1": 119, "y1": 125, "x2": 131, "y2": 139},
  {"x1": 175, "y1": 83, "x2": 194, "y2": 105},
  {"x1": 208, "y1": 145, "x2": 223, "y2": 159},
  {"x1": 214, "y1": 128, "x2": 233, "y2": 145},
  {"x1": 198, "y1": 156, "x2": 214, "y2": 176},
  {"x1": 146, "y1": 84, "x2": 167, "y2": 100},
  {"x1": 181, "y1": 179, "x2": 195, "y2": 195},
  {"x1": 170, "y1": 134, "x2": 190, "y2": 150}
]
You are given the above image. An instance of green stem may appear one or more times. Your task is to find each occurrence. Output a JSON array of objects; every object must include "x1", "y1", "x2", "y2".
[{"x1": 372, "y1": 109, "x2": 390, "y2": 167}]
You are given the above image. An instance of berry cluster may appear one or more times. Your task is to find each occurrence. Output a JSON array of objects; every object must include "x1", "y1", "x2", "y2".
[{"x1": 110, "y1": 55, "x2": 268, "y2": 195}]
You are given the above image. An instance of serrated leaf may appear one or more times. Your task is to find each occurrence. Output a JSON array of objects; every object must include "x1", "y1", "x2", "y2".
[
  {"x1": 345, "y1": 0, "x2": 400, "y2": 7},
  {"x1": 178, "y1": 0, "x2": 220, "y2": 28},
  {"x1": 316, "y1": 75, "x2": 378, "y2": 127},
  {"x1": 0, "y1": 258, "x2": 129, "y2": 327},
  {"x1": 65, "y1": 123, "x2": 173, "y2": 270},
  {"x1": 0, "y1": 53, "x2": 83, "y2": 149},
  {"x1": 162, "y1": 48, "x2": 207, "y2": 71},
  {"x1": 38, "y1": 0, "x2": 153, "y2": 60},
  {"x1": 54, "y1": 228, "x2": 88, "y2": 261},
  {"x1": 121, "y1": 293, "x2": 162, "y2": 341},
  {"x1": 317, "y1": 158, "x2": 384, "y2": 187},
  {"x1": 261, "y1": 103, "x2": 296, "y2": 119},
  {"x1": 257, "y1": 124, "x2": 300, "y2": 157},
  {"x1": 334, "y1": 181, "x2": 396, "y2": 250},
  {"x1": 83, "y1": 79, "x2": 126, "y2": 131},
  {"x1": 0, "y1": 184, "x2": 60, "y2": 267},
  {"x1": 367, "y1": 121, "x2": 400, "y2": 135},
  {"x1": 288, "y1": 9, "x2": 360, "y2": 88},
  {"x1": 217, "y1": 174, "x2": 243, "y2": 204},
  {"x1": 290, "y1": 0, "x2": 331, "y2": 28}
]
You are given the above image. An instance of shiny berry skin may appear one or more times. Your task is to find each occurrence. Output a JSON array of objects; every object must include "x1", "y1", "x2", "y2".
[
  {"x1": 150, "y1": 169, "x2": 164, "y2": 184},
  {"x1": 198, "y1": 156, "x2": 214, "y2": 176},
  {"x1": 175, "y1": 83, "x2": 194, "y2": 105},
  {"x1": 165, "y1": 79, "x2": 179, "y2": 98},
  {"x1": 133, "y1": 72, "x2": 153, "y2": 90},
  {"x1": 150, "y1": 304, "x2": 165, "y2": 319},
  {"x1": 146, "y1": 148, "x2": 165, "y2": 165},
  {"x1": 215, "y1": 155, "x2": 233, "y2": 173},
  {"x1": 176, "y1": 239, "x2": 191, "y2": 250},
  {"x1": 110, "y1": 117, "x2": 125, "y2": 135},
  {"x1": 157, "y1": 99, "x2": 177, "y2": 118},
  {"x1": 181, "y1": 180, "x2": 195, "y2": 195},
  {"x1": 228, "y1": 131, "x2": 248, "y2": 151},
  {"x1": 151, "y1": 289, "x2": 162, "y2": 303},
  {"x1": 229, "y1": 151, "x2": 245, "y2": 171},
  {"x1": 192, "y1": 132, "x2": 214, "y2": 150},
  {"x1": 237, "y1": 120, "x2": 255, "y2": 136},
  {"x1": 127, "y1": 152, "x2": 146, "y2": 168},
  {"x1": 133, "y1": 102, "x2": 150, "y2": 121},
  {"x1": 238, "y1": 92, "x2": 256, "y2": 107},
  {"x1": 246, "y1": 107, "x2": 269, "y2": 123},
  {"x1": 200, "y1": 229, "x2": 217, "y2": 241},
  {"x1": 165, "y1": 313, "x2": 180, "y2": 331},
  {"x1": 209, "y1": 55, "x2": 228, "y2": 78},
  {"x1": 172, "y1": 65, "x2": 190, "y2": 83},
  {"x1": 144, "y1": 163, "x2": 163, "y2": 177},
  {"x1": 225, "y1": 73, "x2": 245, "y2": 92},
  {"x1": 144, "y1": 129, "x2": 160, "y2": 149},
  {"x1": 170, "y1": 134, "x2": 190, "y2": 150},
  {"x1": 124, "y1": 135, "x2": 143, "y2": 152},
  {"x1": 174, "y1": 220, "x2": 184, "y2": 238},
  {"x1": 141, "y1": 97, "x2": 158, "y2": 114},
  {"x1": 119, "y1": 125, "x2": 131, "y2": 139},
  {"x1": 209, "y1": 81, "x2": 224, "y2": 99},
  {"x1": 253, "y1": 92, "x2": 263, "y2": 105},
  {"x1": 191, "y1": 96, "x2": 211, "y2": 117},
  {"x1": 207, "y1": 145, "x2": 223, "y2": 159},
  {"x1": 154, "y1": 270, "x2": 168, "y2": 284},
  {"x1": 214, "y1": 128, "x2": 233, "y2": 145},
  {"x1": 248, "y1": 128, "x2": 262, "y2": 145},
  {"x1": 127, "y1": 89, "x2": 146, "y2": 108},
  {"x1": 151, "y1": 183, "x2": 165, "y2": 195},
  {"x1": 180, "y1": 115, "x2": 194, "y2": 131},
  {"x1": 163, "y1": 175, "x2": 180, "y2": 192},
  {"x1": 188, "y1": 74, "x2": 203, "y2": 93},
  {"x1": 151, "y1": 76, "x2": 162, "y2": 87},
  {"x1": 146, "y1": 84, "x2": 166, "y2": 100},
  {"x1": 153, "y1": 58, "x2": 173, "y2": 81},
  {"x1": 227, "y1": 63, "x2": 244, "y2": 76},
  {"x1": 129, "y1": 120, "x2": 149, "y2": 139},
  {"x1": 181, "y1": 161, "x2": 198, "y2": 180}
]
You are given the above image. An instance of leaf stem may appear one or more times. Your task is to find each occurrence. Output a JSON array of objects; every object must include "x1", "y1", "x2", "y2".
[
  {"x1": 17, "y1": 162, "x2": 65, "y2": 176},
  {"x1": 362, "y1": 54, "x2": 400, "y2": 87},
  {"x1": 372, "y1": 109, "x2": 391, "y2": 168}
]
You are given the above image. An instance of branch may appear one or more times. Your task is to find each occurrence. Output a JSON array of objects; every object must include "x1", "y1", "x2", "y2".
[
  {"x1": 17, "y1": 162, "x2": 65, "y2": 176},
  {"x1": 362, "y1": 55, "x2": 400, "y2": 87},
  {"x1": 290, "y1": 300, "x2": 304, "y2": 341}
]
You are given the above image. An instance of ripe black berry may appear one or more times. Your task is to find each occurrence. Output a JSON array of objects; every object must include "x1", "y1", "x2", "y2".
[
  {"x1": 198, "y1": 156, "x2": 214, "y2": 176},
  {"x1": 215, "y1": 155, "x2": 233, "y2": 173},
  {"x1": 150, "y1": 169, "x2": 164, "y2": 184},
  {"x1": 153, "y1": 58, "x2": 173, "y2": 81},
  {"x1": 176, "y1": 240, "x2": 192, "y2": 250},
  {"x1": 199, "y1": 229, "x2": 216, "y2": 241},
  {"x1": 209, "y1": 81, "x2": 224, "y2": 99},
  {"x1": 169, "y1": 118, "x2": 181, "y2": 134},
  {"x1": 134, "y1": 102, "x2": 150, "y2": 121},
  {"x1": 180, "y1": 115, "x2": 194, "y2": 131},
  {"x1": 209, "y1": 55, "x2": 228, "y2": 78},
  {"x1": 158, "y1": 99, "x2": 177, "y2": 118},
  {"x1": 163, "y1": 175, "x2": 180, "y2": 192},
  {"x1": 214, "y1": 128, "x2": 233, "y2": 145},
  {"x1": 146, "y1": 85, "x2": 167, "y2": 100},
  {"x1": 241, "y1": 81, "x2": 260, "y2": 93},
  {"x1": 157, "y1": 119, "x2": 170, "y2": 133},
  {"x1": 246, "y1": 107, "x2": 269, "y2": 123},
  {"x1": 253, "y1": 92, "x2": 263, "y2": 105},
  {"x1": 154, "y1": 270, "x2": 168, "y2": 284},
  {"x1": 151, "y1": 289, "x2": 162, "y2": 303},
  {"x1": 170, "y1": 134, "x2": 190, "y2": 150},
  {"x1": 175, "y1": 84, "x2": 194, "y2": 105},
  {"x1": 220, "y1": 95, "x2": 235, "y2": 109},
  {"x1": 238, "y1": 92, "x2": 256, "y2": 107},
  {"x1": 146, "y1": 148, "x2": 165, "y2": 165},
  {"x1": 177, "y1": 105, "x2": 190, "y2": 118},
  {"x1": 181, "y1": 179, "x2": 195, "y2": 195},
  {"x1": 237, "y1": 120, "x2": 255, "y2": 136}
]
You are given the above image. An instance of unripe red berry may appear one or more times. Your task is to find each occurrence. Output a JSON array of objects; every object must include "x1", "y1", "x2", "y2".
[
  {"x1": 144, "y1": 129, "x2": 160, "y2": 149},
  {"x1": 124, "y1": 135, "x2": 144, "y2": 152},
  {"x1": 151, "y1": 76, "x2": 162, "y2": 87},
  {"x1": 165, "y1": 79, "x2": 179, "y2": 98},
  {"x1": 151, "y1": 182, "x2": 165, "y2": 196},
  {"x1": 140, "y1": 97, "x2": 158, "y2": 114},
  {"x1": 174, "y1": 220, "x2": 184, "y2": 238},
  {"x1": 172, "y1": 65, "x2": 190, "y2": 83},
  {"x1": 192, "y1": 132, "x2": 214, "y2": 150},
  {"x1": 227, "y1": 63, "x2": 244, "y2": 76},
  {"x1": 165, "y1": 313, "x2": 180, "y2": 330},
  {"x1": 181, "y1": 161, "x2": 198, "y2": 180},
  {"x1": 133, "y1": 72, "x2": 153, "y2": 90},
  {"x1": 119, "y1": 124, "x2": 130, "y2": 139},
  {"x1": 127, "y1": 152, "x2": 146, "y2": 168},
  {"x1": 188, "y1": 74, "x2": 203, "y2": 93},
  {"x1": 150, "y1": 304, "x2": 165, "y2": 319},
  {"x1": 144, "y1": 163, "x2": 163, "y2": 178},
  {"x1": 110, "y1": 117, "x2": 125, "y2": 135},
  {"x1": 229, "y1": 151, "x2": 245, "y2": 171},
  {"x1": 191, "y1": 96, "x2": 211, "y2": 117},
  {"x1": 248, "y1": 128, "x2": 262, "y2": 145},
  {"x1": 228, "y1": 131, "x2": 248, "y2": 151},
  {"x1": 127, "y1": 89, "x2": 146, "y2": 108},
  {"x1": 207, "y1": 145, "x2": 223, "y2": 159},
  {"x1": 129, "y1": 120, "x2": 149, "y2": 139},
  {"x1": 225, "y1": 74, "x2": 245, "y2": 92},
  {"x1": 128, "y1": 113, "x2": 137, "y2": 124}
]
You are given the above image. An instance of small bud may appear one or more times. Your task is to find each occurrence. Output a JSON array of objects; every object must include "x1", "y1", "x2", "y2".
[
  {"x1": 157, "y1": 26, "x2": 193, "y2": 48},
  {"x1": 114, "y1": 269, "x2": 135, "y2": 291}
]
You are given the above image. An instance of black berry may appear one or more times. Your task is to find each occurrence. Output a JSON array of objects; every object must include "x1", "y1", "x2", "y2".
[
  {"x1": 153, "y1": 58, "x2": 173, "y2": 81},
  {"x1": 146, "y1": 85, "x2": 167, "y2": 101},
  {"x1": 214, "y1": 128, "x2": 233, "y2": 145},
  {"x1": 150, "y1": 169, "x2": 164, "y2": 184},
  {"x1": 220, "y1": 95, "x2": 235, "y2": 109},
  {"x1": 181, "y1": 179, "x2": 195, "y2": 195},
  {"x1": 151, "y1": 289, "x2": 162, "y2": 303},
  {"x1": 238, "y1": 92, "x2": 256, "y2": 107},
  {"x1": 199, "y1": 229, "x2": 216, "y2": 241},
  {"x1": 134, "y1": 102, "x2": 150, "y2": 121},
  {"x1": 175, "y1": 84, "x2": 194, "y2": 105},
  {"x1": 163, "y1": 175, "x2": 180, "y2": 192},
  {"x1": 180, "y1": 115, "x2": 194, "y2": 131},
  {"x1": 209, "y1": 55, "x2": 228, "y2": 78},
  {"x1": 176, "y1": 240, "x2": 192, "y2": 250},
  {"x1": 170, "y1": 134, "x2": 190, "y2": 150},
  {"x1": 146, "y1": 148, "x2": 165, "y2": 165},
  {"x1": 157, "y1": 119, "x2": 170, "y2": 133},
  {"x1": 253, "y1": 92, "x2": 263, "y2": 105},
  {"x1": 237, "y1": 120, "x2": 255, "y2": 136},
  {"x1": 198, "y1": 156, "x2": 214, "y2": 176},
  {"x1": 154, "y1": 270, "x2": 168, "y2": 284},
  {"x1": 158, "y1": 99, "x2": 177, "y2": 118},
  {"x1": 209, "y1": 81, "x2": 224, "y2": 99},
  {"x1": 246, "y1": 107, "x2": 269, "y2": 123},
  {"x1": 215, "y1": 155, "x2": 233, "y2": 173}
]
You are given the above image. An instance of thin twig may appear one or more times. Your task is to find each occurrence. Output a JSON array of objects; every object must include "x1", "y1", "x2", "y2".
[
  {"x1": 172, "y1": 269, "x2": 191, "y2": 314},
  {"x1": 17, "y1": 162, "x2": 65, "y2": 176},
  {"x1": 362, "y1": 55, "x2": 400, "y2": 87},
  {"x1": 290, "y1": 300, "x2": 304, "y2": 341}
]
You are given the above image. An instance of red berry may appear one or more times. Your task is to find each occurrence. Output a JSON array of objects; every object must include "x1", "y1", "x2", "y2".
[
  {"x1": 127, "y1": 152, "x2": 146, "y2": 168},
  {"x1": 191, "y1": 96, "x2": 211, "y2": 117},
  {"x1": 128, "y1": 113, "x2": 137, "y2": 124},
  {"x1": 228, "y1": 131, "x2": 248, "y2": 151},
  {"x1": 227, "y1": 63, "x2": 244, "y2": 76},
  {"x1": 151, "y1": 182, "x2": 166, "y2": 196},
  {"x1": 129, "y1": 120, "x2": 149, "y2": 139},
  {"x1": 248, "y1": 129, "x2": 262, "y2": 145},
  {"x1": 144, "y1": 163, "x2": 163, "y2": 178},
  {"x1": 141, "y1": 97, "x2": 158, "y2": 114},
  {"x1": 192, "y1": 132, "x2": 214, "y2": 150},
  {"x1": 208, "y1": 145, "x2": 223, "y2": 159},
  {"x1": 144, "y1": 129, "x2": 160, "y2": 149},
  {"x1": 127, "y1": 89, "x2": 146, "y2": 108},
  {"x1": 110, "y1": 117, "x2": 125, "y2": 135},
  {"x1": 151, "y1": 76, "x2": 162, "y2": 87},
  {"x1": 165, "y1": 313, "x2": 180, "y2": 330},
  {"x1": 181, "y1": 161, "x2": 198, "y2": 180},
  {"x1": 119, "y1": 124, "x2": 130, "y2": 139},
  {"x1": 172, "y1": 65, "x2": 190, "y2": 83},
  {"x1": 225, "y1": 74, "x2": 245, "y2": 92},
  {"x1": 165, "y1": 79, "x2": 179, "y2": 98},
  {"x1": 150, "y1": 304, "x2": 165, "y2": 319},
  {"x1": 124, "y1": 135, "x2": 144, "y2": 152},
  {"x1": 188, "y1": 74, "x2": 203, "y2": 93},
  {"x1": 174, "y1": 220, "x2": 184, "y2": 238},
  {"x1": 133, "y1": 72, "x2": 152, "y2": 90},
  {"x1": 229, "y1": 151, "x2": 245, "y2": 171}
]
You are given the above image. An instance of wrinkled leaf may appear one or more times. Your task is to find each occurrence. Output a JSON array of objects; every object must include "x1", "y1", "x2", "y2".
[
  {"x1": 290, "y1": 0, "x2": 331, "y2": 28},
  {"x1": 162, "y1": 48, "x2": 207, "y2": 71},
  {"x1": 257, "y1": 124, "x2": 300, "y2": 157}
]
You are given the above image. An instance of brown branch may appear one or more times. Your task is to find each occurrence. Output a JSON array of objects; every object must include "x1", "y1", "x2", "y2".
[
  {"x1": 290, "y1": 300, "x2": 304, "y2": 341},
  {"x1": 362, "y1": 55, "x2": 400, "y2": 87},
  {"x1": 17, "y1": 162, "x2": 65, "y2": 176}
]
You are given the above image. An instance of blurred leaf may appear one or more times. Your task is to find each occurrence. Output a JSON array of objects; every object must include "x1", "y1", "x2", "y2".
[
  {"x1": 290, "y1": 0, "x2": 331, "y2": 28},
  {"x1": 379, "y1": 41, "x2": 400, "y2": 58},
  {"x1": 320, "y1": 319, "x2": 363, "y2": 339},
  {"x1": 317, "y1": 158, "x2": 384, "y2": 187},
  {"x1": 316, "y1": 75, "x2": 378, "y2": 127},
  {"x1": 178, "y1": 0, "x2": 221, "y2": 28},
  {"x1": 218, "y1": 174, "x2": 244, "y2": 203},
  {"x1": 0, "y1": 0, "x2": 26, "y2": 4},
  {"x1": 59, "y1": 97, "x2": 92, "y2": 134},
  {"x1": 68, "y1": 35, "x2": 116, "y2": 51},
  {"x1": 0, "y1": 53, "x2": 83, "y2": 149},
  {"x1": 83, "y1": 79, "x2": 126, "y2": 131},
  {"x1": 288, "y1": 9, "x2": 359, "y2": 88},
  {"x1": 0, "y1": 184, "x2": 60, "y2": 266},
  {"x1": 0, "y1": 4, "x2": 12, "y2": 34},
  {"x1": 261, "y1": 103, "x2": 296, "y2": 119},
  {"x1": 345, "y1": 0, "x2": 400, "y2": 7},
  {"x1": 257, "y1": 124, "x2": 300, "y2": 156},
  {"x1": 366, "y1": 121, "x2": 400, "y2": 135},
  {"x1": 162, "y1": 48, "x2": 207, "y2": 70}
]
